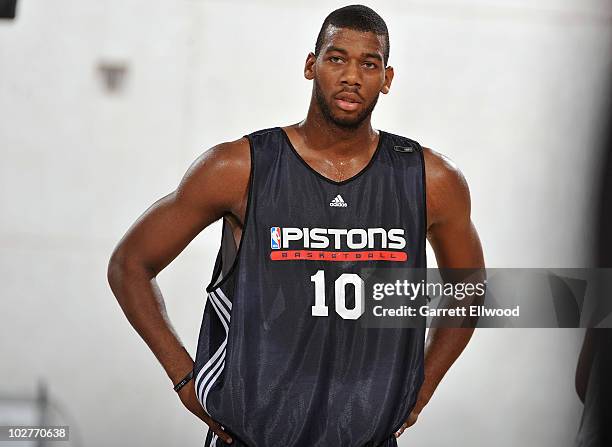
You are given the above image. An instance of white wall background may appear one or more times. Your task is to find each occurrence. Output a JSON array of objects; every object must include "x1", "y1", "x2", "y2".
[{"x1": 1, "y1": 0, "x2": 611, "y2": 446}]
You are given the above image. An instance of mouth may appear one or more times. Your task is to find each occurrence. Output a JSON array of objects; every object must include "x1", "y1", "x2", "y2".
[
  {"x1": 333, "y1": 94, "x2": 362, "y2": 112},
  {"x1": 334, "y1": 98, "x2": 360, "y2": 112}
]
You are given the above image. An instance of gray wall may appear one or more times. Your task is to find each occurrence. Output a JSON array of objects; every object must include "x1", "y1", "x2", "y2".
[{"x1": 1, "y1": 0, "x2": 611, "y2": 446}]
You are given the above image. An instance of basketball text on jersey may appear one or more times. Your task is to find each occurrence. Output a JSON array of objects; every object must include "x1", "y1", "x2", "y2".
[{"x1": 269, "y1": 226, "x2": 408, "y2": 262}]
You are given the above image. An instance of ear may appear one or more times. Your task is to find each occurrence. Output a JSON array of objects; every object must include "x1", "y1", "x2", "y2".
[
  {"x1": 381, "y1": 65, "x2": 394, "y2": 94},
  {"x1": 304, "y1": 52, "x2": 316, "y2": 80}
]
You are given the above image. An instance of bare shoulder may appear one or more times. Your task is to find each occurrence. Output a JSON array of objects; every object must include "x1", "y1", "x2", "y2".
[
  {"x1": 182, "y1": 136, "x2": 250, "y2": 184},
  {"x1": 421, "y1": 146, "x2": 471, "y2": 228},
  {"x1": 175, "y1": 136, "x2": 251, "y2": 219},
  {"x1": 422, "y1": 146, "x2": 467, "y2": 192}
]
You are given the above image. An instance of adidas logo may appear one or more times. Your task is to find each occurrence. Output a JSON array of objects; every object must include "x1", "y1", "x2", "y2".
[{"x1": 329, "y1": 194, "x2": 348, "y2": 207}]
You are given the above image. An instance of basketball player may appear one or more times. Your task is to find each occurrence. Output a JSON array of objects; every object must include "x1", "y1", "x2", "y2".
[{"x1": 107, "y1": 5, "x2": 484, "y2": 446}]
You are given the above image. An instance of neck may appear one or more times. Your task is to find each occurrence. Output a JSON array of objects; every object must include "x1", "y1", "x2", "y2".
[{"x1": 292, "y1": 96, "x2": 378, "y2": 155}]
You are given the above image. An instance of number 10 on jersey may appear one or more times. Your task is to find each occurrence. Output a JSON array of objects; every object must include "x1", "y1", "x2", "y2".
[{"x1": 310, "y1": 270, "x2": 365, "y2": 320}]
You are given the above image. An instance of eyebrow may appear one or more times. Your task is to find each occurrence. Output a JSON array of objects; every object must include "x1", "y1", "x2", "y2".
[{"x1": 325, "y1": 46, "x2": 383, "y2": 62}]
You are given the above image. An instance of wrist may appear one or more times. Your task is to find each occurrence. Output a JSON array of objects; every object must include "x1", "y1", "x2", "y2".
[
  {"x1": 414, "y1": 377, "x2": 436, "y2": 413},
  {"x1": 173, "y1": 368, "x2": 194, "y2": 392},
  {"x1": 165, "y1": 348, "x2": 196, "y2": 384}
]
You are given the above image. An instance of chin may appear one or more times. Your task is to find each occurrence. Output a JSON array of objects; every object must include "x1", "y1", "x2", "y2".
[
  {"x1": 334, "y1": 119, "x2": 361, "y2": 128},
  {"x1": 329, "y1": 112, "x2": 367, "y2": 129}
]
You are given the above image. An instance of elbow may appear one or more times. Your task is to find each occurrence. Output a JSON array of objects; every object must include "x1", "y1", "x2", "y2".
[
  {"x1": 107, "y1": 249, "x2": 139, "y2": 308},
  {"x1": 107, "y1": 247, "x2": 139, "y2": 290},
  {"x1": 106, "y1": 247, "x2": 155, "y2": 297},
  {"x1": 107, "y1": 248, "x2": 127, "y2": 292}
]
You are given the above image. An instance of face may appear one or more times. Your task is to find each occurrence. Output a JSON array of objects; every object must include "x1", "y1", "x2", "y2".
[{"x1": 305, "y1": 26, "x2": 393, "y2": 129}]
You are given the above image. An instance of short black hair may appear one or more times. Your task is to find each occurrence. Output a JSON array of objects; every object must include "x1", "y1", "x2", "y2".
[{"x1": 314, "y1": 4, "x2": 390, "y2": 66}]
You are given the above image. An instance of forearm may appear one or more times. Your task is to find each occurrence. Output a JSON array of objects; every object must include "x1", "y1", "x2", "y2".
[
  {"x1": 107, "y1": 258, "x2": 194, "y2": 385},
  {"x1": 413, "y1": 327, "x2": 475, "y2": 412}
]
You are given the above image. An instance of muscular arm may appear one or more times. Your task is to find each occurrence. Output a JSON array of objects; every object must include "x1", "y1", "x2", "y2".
[
  {"x1": 106, "y1": 137, "x2": 250, "y2": 442},
  {"x1": 396, "y1": 147, "x2": 485, "y2": 436}
]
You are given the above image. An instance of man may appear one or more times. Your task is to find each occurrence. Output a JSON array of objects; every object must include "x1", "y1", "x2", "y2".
[{"x1": 107, "y1": 4, "x2": 484, "y2": 446}]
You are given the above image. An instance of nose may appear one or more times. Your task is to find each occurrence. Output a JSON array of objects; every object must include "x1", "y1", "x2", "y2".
[{"x1": 340, "y1": 59, "x2": 361, "y2": 87}]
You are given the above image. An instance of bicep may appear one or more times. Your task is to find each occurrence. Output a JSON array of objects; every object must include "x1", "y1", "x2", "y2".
[
  {"x1": 428, "y1": 216, "x2": 484, "y2": 269},
  {"x1": 424, "y1": 149, "x2": 484, "y2": 269},
  {"x1": 112, "y1": 191, "x2": 221, "y2": 277}
]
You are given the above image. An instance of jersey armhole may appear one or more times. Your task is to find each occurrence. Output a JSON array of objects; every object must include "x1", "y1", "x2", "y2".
[{"x1": 205, "y1": 135, "x2": 256, "y2": 293}]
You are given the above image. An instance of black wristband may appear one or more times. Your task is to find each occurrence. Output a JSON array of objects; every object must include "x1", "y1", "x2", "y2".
[{"x1": 173, "y1": 369, "x2": 194, "y2": 392}]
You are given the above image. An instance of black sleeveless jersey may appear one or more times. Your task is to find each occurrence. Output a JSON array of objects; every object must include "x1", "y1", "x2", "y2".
[{"x1": 194, "y1": 126, "x2": 427, "y2": 447}]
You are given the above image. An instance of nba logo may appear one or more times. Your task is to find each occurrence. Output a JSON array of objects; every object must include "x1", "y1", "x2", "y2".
[{"x1": 270, "y1": 227, "x2": 281, "y2": 249}]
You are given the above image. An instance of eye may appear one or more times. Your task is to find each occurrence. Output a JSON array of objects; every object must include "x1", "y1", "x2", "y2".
[
  {"x1": 329, "y1": 56, "x2": 344, "y2": 63},
  {"x1": 363, "y1": 62, "x2": 377, "y2": 69}
]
